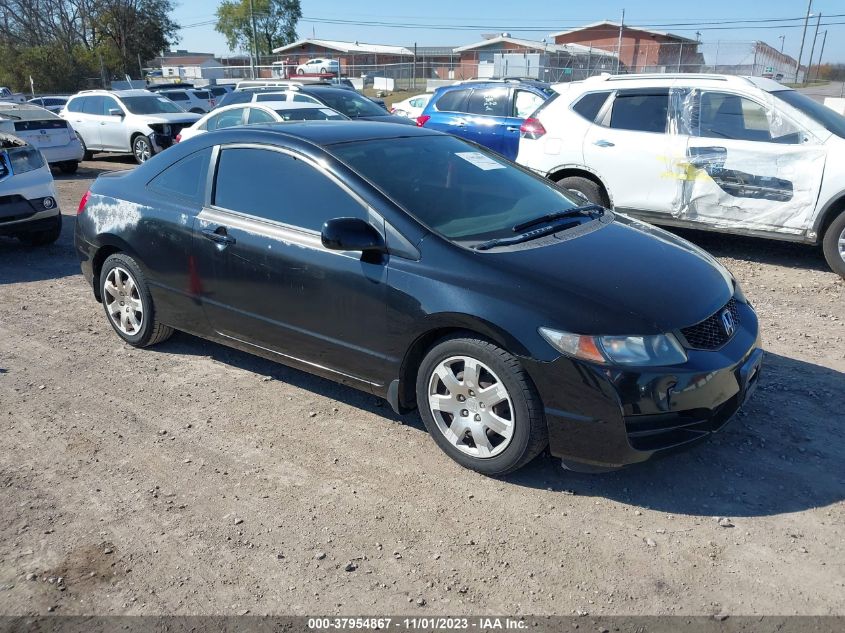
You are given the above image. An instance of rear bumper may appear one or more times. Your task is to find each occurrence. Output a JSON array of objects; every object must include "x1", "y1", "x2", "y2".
[
  {"x1": 41, "y1": 140, "x2": 84, "y2": 164},
  {"x1": 521, "y1": 301, "x2": 762, "y2": 469}
]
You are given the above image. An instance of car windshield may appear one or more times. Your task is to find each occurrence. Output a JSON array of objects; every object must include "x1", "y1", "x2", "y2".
[
  {"x1": 330, "y1": 135, "x2": 585, "y2": 244},
  {"x1": 309, "y1": 90, "x2": 386, "y2": 117},
  {"x1": 274, "y1": 108, "x2": 346, "y2": 121},
  {"x1": 772, "y1": 89, "x2": 845, "y2": 138},
  {"x1": 120, "y1": 96, "x2": 184, "y2": 114}
]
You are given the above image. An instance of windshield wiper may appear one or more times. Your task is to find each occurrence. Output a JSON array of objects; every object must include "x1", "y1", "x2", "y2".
[
  {"x1": 512, "y1": 204, "x2": 604, "y2": 232},
  {"x1": 475, "y1": 223, "x2": 566, "y2": 251}
]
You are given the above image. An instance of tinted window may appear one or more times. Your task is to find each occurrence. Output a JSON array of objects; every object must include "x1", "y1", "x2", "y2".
[
  {"x1": 66, "y1": 97, "x2": 86, "y2": 113},
  {"x1": 305, "y1": 90, "x2": 385, "y2": 117},
  {"x1": 698, "y1": 91, "x2": 800, "y2": 143},
  {"x1": 773, "y1": 89, "x2": 845, "y2": 138},
  {"x1": 513, "y1": 90, "x2": 545, "y2": 118},
  {"x1": 246, "y1": 108, "x2": 276, "y2": 124},
  {"x1": 209, "y1": 87, "x2": 228, "y2": 97},
  {"x1": 609, "y1": 92, "x2": 668, "y2": 133},
  {"x1": 292, "y1": 94, "x2": 320, "y2": 103},
  {"x1": 45, "y1": 98, "x2": 66, "y2": 107},
  {"x1": 205, "y1": 108, "x2": 244, "y2": 131},
  {"x1": 193, "y1": 90, "x2": 211, "y2": 100},
  {"x1": 274, "y1": 107, "x2": 346, "y2": 121},
  {"x1": 82, "y1": 96, "x2": 104, "y2": 115},
  {"x1": 331, "y1": 135, "x2": 583, "y2": 243},
  {"x1": 218, "y1": 91, "x2": 252, "y2": 107},
  {"x1": 434, "y1": 89, "x2": 470, "y2": 112},
  {"x1": 214, "y1": 148, "x2": 364, "y2": 230},
  {"x1": 255, "y1": 93, "x2": 289, "y2": 102},
  {"x1": 572, "y1": 91, "x2": 611, "y2": 122},
  {"x1": 121, "y1": 96, "x2": 183, "y2": 114},
  {"x1": 166, "y1": 92, "x2": 189, "y2": 101},
  {"x1": 148, "y1": 147, "x2": 212, "y2": 204},
  {"x1": 466, "y1": 88, "x2": 509, "y2": 117},
  {"x1": 102, "y1": 96, "x2": 121, "y2": 115}
]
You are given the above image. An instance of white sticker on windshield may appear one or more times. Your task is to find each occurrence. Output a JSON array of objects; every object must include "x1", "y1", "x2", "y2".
[
  {"x1": 455, "y1": 151, "x2": 505, "y2": 170},
  {"x1": 319, "y1": 108, "x2": 337, "y2": 116},
  {"x1": 157, "y1": 97, "x2": 170, "y2": 103}
]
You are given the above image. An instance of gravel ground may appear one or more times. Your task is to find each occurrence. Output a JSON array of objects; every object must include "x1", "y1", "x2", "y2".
[{"x1": 0, "y1": 156, "x2": 843, "y2": 617}]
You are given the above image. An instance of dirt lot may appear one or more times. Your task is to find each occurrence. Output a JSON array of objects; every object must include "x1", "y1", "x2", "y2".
[{"x1": 0, "y1": 157, "x2": 843, "y2": 617}]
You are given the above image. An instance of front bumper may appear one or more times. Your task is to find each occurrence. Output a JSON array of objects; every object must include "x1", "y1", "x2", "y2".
[
  {"x1": 0, "y1": 195, "x2": 60, "y2": 236},
  {"x1": 522, "y1": 300, "x2": 762, "y2": 469}
]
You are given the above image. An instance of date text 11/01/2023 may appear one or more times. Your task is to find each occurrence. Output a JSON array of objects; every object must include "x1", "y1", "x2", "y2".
[{"x1": 307, "y1": 617, "x2": 528, "y2": 630}]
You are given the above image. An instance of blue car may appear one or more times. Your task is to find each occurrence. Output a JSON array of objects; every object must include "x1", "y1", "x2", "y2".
[{"x1": 417, "y1": 80, "x2": 553, "y2": 160}]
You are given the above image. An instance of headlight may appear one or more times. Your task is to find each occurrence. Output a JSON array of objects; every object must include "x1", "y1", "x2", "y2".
[
  {"x1": 539, "y1": 327, "x2": 688, "y2": 367},
  {"x1": 7, "y1": 146, "x2": 45, "y2": 174}
]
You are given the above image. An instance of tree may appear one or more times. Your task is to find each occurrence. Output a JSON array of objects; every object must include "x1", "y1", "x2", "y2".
[{"x1": 215, "y1": 0, "x2": 301, "y2": 58}]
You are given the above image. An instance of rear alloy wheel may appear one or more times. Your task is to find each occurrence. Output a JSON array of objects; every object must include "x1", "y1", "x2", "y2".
[
  {"x1": 100, "y1": 254, "x2": 173, "y2": 347},
  {"x1": 822, "y1": 211, "x2": 845, "y2": 278},
  {"x1": 132, "y1": 135, "x2": 153, "y2": 164},
  {"x1": 320, "y1": 67, "x2": 327, "y2": 74},
  {"x1": 416, "y1": 336, "x2": 547, "y2": 475}
]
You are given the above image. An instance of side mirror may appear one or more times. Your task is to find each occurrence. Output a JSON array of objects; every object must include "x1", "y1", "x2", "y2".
[
  {"x1": 321, "y1": 217, "x2": 385, "y2": 253},
  {"x1": 108, "y1": 108, "x2": 124, "y2": 118}
]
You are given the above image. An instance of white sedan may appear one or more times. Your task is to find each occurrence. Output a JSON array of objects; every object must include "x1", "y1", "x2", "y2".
[
  {"x1": 295, "y1": 58, "x2": 340, "y2": 75},
  {"x1": 177, "y1": 102, "x2": 348, "y2": 143},
  {"x1": 0, "y1": 103, "x2": 84, "y2": 173},
  {"x1": 390, "y1": 93, "x2": 432, "y2": 119}
]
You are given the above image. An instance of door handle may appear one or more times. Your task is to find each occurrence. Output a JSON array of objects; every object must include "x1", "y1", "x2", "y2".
[
  {"x1": 593, "y1": 139, "x2": 615, "y2": 147},
  {"x1": 506, "y1": 126, "x2": 520, "y2": 132},
  {"x1": 202, "y1": 227, "x2": 236, "y2": 245},
  {"x1": 451, "y1": 119, "x2": 466, "y2": 127}
]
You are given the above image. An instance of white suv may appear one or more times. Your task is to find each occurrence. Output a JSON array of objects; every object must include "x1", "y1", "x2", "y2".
[
  {"x1": 61, "y1": 90, "x2": 200, "y2": 164},
  {"x1": 158, "y1": 88, "x2": 216, "y2": 113},
  {"x1": 517, "y1": 73, "x2": 845, "y2": 278}
]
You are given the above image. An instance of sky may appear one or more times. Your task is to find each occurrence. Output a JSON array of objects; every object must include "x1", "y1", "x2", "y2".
[{"x1": 171, "y1": 0, "x2": 845, "y2": 64}]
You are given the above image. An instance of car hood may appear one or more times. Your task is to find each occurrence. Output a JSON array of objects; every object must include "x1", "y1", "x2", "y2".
[
  {"x1": 357, "y1": 114, "x2": 417, "y2": 125},
  {"x1": 474, "y1": 215, "x2": 734, "y2": 335},
  {"x1": 141, "y1": 113, "x2": 201, "y2": 124}
]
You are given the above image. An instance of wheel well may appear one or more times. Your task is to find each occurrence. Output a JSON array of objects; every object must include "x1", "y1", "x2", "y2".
[
  {"x1": 91, "y1": 246, "x2": 122, "y2": 301},
  {"x1": 548, "y1": 168, "x2": 611, "y2": 207},
  {"x1": 819, "y1": 197, "x2": 845, "y2": 242},
  {"x1": 396, "y1": 327, "x2": 495, "y2": 411}
]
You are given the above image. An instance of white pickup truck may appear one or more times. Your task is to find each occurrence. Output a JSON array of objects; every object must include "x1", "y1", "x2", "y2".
[{"x1": 0, "y1": 87, "x2": 27, "y2": 104}]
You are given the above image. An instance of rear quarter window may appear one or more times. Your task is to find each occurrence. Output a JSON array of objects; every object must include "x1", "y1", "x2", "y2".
[
  {"x1": 572, "y1": 91, "x2": 612, "y2": 122},
  {"x1": 147, "y1": 147, "x2": 212, "y2": 205},
  {"x1": 434, "y1": 89, "x2": 470, "y2": 113},
  {"x1": 66, "y1": 98, "x2": 86, "y2": 113}
]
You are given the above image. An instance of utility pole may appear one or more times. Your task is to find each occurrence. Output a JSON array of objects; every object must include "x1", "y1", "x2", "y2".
[
  {"x1": 778, "y1": 35, "x2": 785, "y2": 53},
  {"x1": 807, "y1": 13, "x2": 822, "y2": 83},
  {"x1": 249, "y1": 0, "x2": 258, "y2": 79},
  {"x1": 413, "y1": 43, "x2": 417, "y2": 91},
  {"x1": 615, "y1": 9, "x2": 625, "y2": 74},
  {"x1": 795, "y1": 1, "x2": 812, "y2": 84},
  {"x1": 814, "y1": 30, "x2": 827, "y2": 81},
  {"x1": 138, "y1": 53, "x2": 144, "y2": 81}
]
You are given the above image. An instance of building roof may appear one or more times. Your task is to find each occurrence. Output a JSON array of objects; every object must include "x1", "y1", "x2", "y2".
[
  {"x1": 551, "y1": 21, "x2": 699, "y2": 44},
  {"x1": 453, "y1": 36, "x2": 618, "y2": 57},
  {"x1": 273, "y1": 39, "x2": 414, "y2": 56},
  {"x1": 161, "y1": 56, "x2": 219, "y2": 66}
]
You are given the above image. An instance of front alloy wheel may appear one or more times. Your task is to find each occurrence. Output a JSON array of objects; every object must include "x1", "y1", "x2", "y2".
[
  {"x1": 428, "y1": 356, "x2": 515, "y2": 458},
  {"x1": 133, "y1": 135, "x2": 153, "y2": 164}
]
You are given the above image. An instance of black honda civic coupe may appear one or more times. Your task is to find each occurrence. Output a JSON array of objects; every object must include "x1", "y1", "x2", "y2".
[{"x1": 74, "y1": 122, "x2": 762, "y2": 476}]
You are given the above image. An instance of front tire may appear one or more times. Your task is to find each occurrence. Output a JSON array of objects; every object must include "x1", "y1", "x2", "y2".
[
  {"x1": 132, "y1": 135, "x2": 153, "y2": 164},
  {"x1": 100, "y1": 253, "x2": 174, "y2": 347},
  {"x1": 297, "y1": 68, "x2": 305, "y2": 75},
  {"x1": 18, "y1": 214, "x2": 61, "y2": 246},
  {"x1": 822, "y1": 211, "x2": 845, "y2": 279},
  {"x1": 59, "y1": 161, "x2": 79, "y2": 174},
  {"x1": 415, "y1": 335, "x2": 547, "y2": 476}
]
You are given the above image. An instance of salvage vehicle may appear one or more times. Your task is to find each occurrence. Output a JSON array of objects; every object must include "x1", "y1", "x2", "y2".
[
  {"x1": 0, "y1": 102, "x2": 84, "y2": 174},
  {"x1": 75, "y1": 122, "x2": 762, "y2": 476},
  {"x1": 0, "y1": 133, "x2": 61, "y2": 245},
  {"x1": 516, "y1": 73, "x2": 845, "y2": 278},
  {"x1": 61, "y1": 90, "x2": 200, "y2": 164},
  {"x1": 177, "y1": 102, "x2": 347, "y2": 143}
]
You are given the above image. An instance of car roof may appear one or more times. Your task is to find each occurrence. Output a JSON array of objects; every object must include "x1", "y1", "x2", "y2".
[
  {"x1": 0, "y1": 103, "x2": 60, "y2": 120},
  {"x1": 255, "y1": 101, "x2": 331, "y2": 109},
  {"x1": 296, "y1": 86, "x2": 365, "y2": 96},
  {"x1": 563, "y1": 73, "x2": 791, "y2": 93},
  {"x1": 73, "y1": 89, "x2": 154, "y2": 98},
  {"x1": 213, "y1": 120, "x2": 441, "y2": 146}
]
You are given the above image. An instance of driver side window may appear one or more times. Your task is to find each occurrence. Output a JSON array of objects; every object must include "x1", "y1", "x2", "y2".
[{"x1": 697, "y1": 91, "x2": 803, "y2": 144}]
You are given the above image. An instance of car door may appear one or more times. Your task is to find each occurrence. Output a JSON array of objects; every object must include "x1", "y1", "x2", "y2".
[
  {"x1": 460, "y1": 87, "x2": 512, "y2": 156},
  {"x1": 79, "y1": 95, "x2": 105, "y2": 149},
  {"x1": 192, "y1": 144, "x2": 390, "y2": 386},
  {"x1": 582, "y1": 88, "x2": 685, "y2": 213},
  {"x1": 65, "y1": 96, "x2": 99, "y2": 148},
  {"x1": 98, "y1": 95, "x2": 126, "y2": 151},
  {"x1": 425, "y1": 88, "x2": 473, "y2": 141},
  {"x1": 680, "y1": 89, "x2": 826, "y2": 233},
  {"x1": 499, "y1": 88, "x2": 547, "y2": 160}
]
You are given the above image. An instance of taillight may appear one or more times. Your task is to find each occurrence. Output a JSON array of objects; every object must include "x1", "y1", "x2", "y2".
[
  {"x1": 175, "y1": 133, "x2": 182, "y2": 143},
  {"x1": 520, "y1": 117, "x2": 546, "y2": 140},
  {"x1": 77, "y1": 190, "x2": 91, "y2": 215},
  {"x1": 210, "y1": 99, "x2": 216, "y2": 107},
  {"x1": 416, "y1": 114, "x2": 430, "y2": 127}
]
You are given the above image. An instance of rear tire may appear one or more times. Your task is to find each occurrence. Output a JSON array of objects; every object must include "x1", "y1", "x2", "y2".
[
  {"x1": 18, "y1": 214, "x2": 61, "y2": 247},
  {"x1": 78, "y1": 135, "x2": 93, "y2": 161},
  {"x1": 556, "y1": 175, "x2": 608, "y2": 207},
  {"x1": 415, "y1": 335, "x2": 547, "y2": 476},
  {"x1": 297, "y1": 68, "x2": 305, "y2": 75},
  {"x1": 822, "y1": 211, "x2": 845, "y2": 279},
  {"x1": 99, "y1": 253, "x2": 174, "y2": 348},
  {"x1": 320, "y1": 67, "x2": 327, "y2": 74},
  {"x1": 59, "y1": 161, "x2": 79, "y2": 174}
]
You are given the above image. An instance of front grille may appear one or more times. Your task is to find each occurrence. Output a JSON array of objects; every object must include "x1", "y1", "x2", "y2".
[{"x1": 680, "y1": 297, "x2": 739, "y2": 350}]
